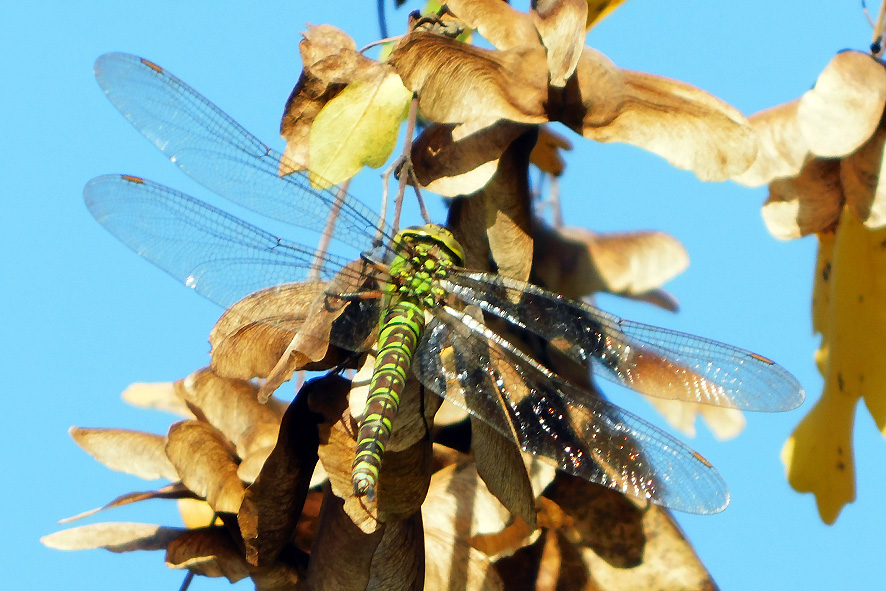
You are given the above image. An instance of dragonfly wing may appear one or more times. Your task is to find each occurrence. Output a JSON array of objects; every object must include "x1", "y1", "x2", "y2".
[
  {"x1": 84, "y1": 174, "x2": 381, "y2": 351},
  {"x1": 412, "y1": 305, "x2": 729, "y2": 514},
  {"x1": 443, "y1": 272, "x2": 804, "y2": 412},
  {"x1": 93, "y1": 52, "x2": 386, "y2": 253}
]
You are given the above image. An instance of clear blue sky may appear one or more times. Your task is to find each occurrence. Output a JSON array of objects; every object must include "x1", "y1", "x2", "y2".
[{"x1": 4, "y1": 1, "x2": 883, "y2": 589}]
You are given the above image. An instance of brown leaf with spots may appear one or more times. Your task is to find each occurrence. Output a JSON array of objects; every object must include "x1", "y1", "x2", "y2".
[
  {"x1": 165, "y1": 421, "x2": 245, "y2": 514},
  {"x1": 41, "y1": 522, "x2": 185, "y2": 553},
  {"x1": 70, "y1": 427, "x2": 179, "y2": 481}
]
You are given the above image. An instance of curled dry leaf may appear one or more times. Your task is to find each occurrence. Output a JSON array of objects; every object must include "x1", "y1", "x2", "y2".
[
  {"x1": 70, "y1": 427, "x2": 179, "y2": 482},
  {"x1": 645, "y1": 397, "x2": 746, "y2": 440},
  {"x1": 530, "y1": 124, "x2": 574, "y2": 176},
  {"x1": 61, "y1": 485, "x2": 194, "y2": 524},
  {"x1": 239, "y1": 375, "x2": 327, "y2": 567},
  {"x1": 165, "y1": 421, "x2": 245, "y2": 515},
  {"x1": 763, "y1": 157, "x2": 843, "y2": 240},
  {"x1": 174, "y1": 368, "x2": 282, "y2": 461},
  {"x1": 41, "y1": 522, "x2": 185, "y2": 553},
  {"x1": 796, "y1": 50, "x2": 886, "y2": 159},
  {"x1": 533, "y1": 224, "x2": 688, "y2": 307},
  {"x1": 209, "y1": 281, "x2": 328, "y2": 380},
  {"x1": 389, "y1": 32, "x2": 549, "y2": 127},
  {"x1": 121, "y1": 381, "x2": 193, "y2": 417},
  {"x1": 165, "y1": 527, "x2": 251, "y2": 582},
  {"x1": 444, "y1": 0, "x2": 540, "y2": 51},
  {"x1": 574, "y1": 58, "x2": 757, "y2": 181},
  {"x1": 732, "y1": 100, "x2": 808, "y2": 187},
  {"x1": 280, "y1": 24, "x2": 373, "y2": 175},
  {"x1": 532, "y1": 0, "x2": 587, "y2": 87},
  {"x1": 841, "y1": 121, "x2": 886, "y2": 229},
  {"x1": 411, "y1": 120, "x2": 529, "y2": 197}
]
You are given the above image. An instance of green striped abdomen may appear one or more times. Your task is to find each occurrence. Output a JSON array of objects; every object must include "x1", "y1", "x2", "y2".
[{"x1": 352, "y1": 298, "x2": 425, "y2": 500}]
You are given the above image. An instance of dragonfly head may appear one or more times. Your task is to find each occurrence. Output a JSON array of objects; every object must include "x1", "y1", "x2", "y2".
[{"x1": 394, "y1": 224, "x2": 465, "y2": 267}]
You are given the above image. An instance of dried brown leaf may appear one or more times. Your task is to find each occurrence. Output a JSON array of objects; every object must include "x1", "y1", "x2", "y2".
[
  {"x1": 571, "y1": 47, "x2": 756, "y2": 181},
  {"x1": 178, "y1": 498, "x2": 221, "y2": 529},
  {"x1": 70, "y1": 427, "x2": 179, "y2": 481},
  {"x1": 732, "y1": 100, "x2": 807, "y2": 186},
  {"x1": 444, "y1": 0, "x2": 540, "y2": 50},
  {"x1": 366, "y1": 514, "x2": 425, "y2": 591},
  {"x1": 61, "y1": 484, "x2": 194, "y2": 524},
  {"x1": 174, "y1": 368, "x2": 281, "y2": 460},
  {"x1": 763, "y1": 157, "x2": 843, "y2": 239},
  {"x1": 239, "y1": 375, "x2": 330, "y2": 566},
  {"x1": 797, "y1": 50, "x2": 886, "y2": 158},
  {"x1": 532, "y1": 0, "x2": 588, "y2": 87},
  {"x1": 305, "y1": 488, "x2": 385, "y2": 591},
  {"x1": 411, "y1": 121, "x2": 528, "y2": 197},
  {"x1": 165, "y1": 527, "x2": 251, "y2": 582},
  {"x1": 842, "y1": 121, "x2": 886, "y2": 229},
  {"x1": 585, "y1": 0, "x2": 629, "y2": 29},
  {"x1": 389, "y1": 32, "x2": 549, "y2": 126},
  {"x1": 477, "y1": 129, "x2": 538, "y2": 282},
  {"x1": 534, "y1": 225, "x2": 688, "y2": 300},
  {"x1": 121, "y1": 381, "x2": 193, "y2": 417},
  {"x1": 165, "y1": 421, "x2": 245, "y2": 514},
  {"x1": 41, "y1": 522, "x2": 184, "y2": 552},
  {"x1": 209, "y1": 281, "x2": 328, "y2": 380}
]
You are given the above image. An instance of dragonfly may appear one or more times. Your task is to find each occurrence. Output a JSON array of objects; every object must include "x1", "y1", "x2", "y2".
[{"x1": 85, "y1": 52, "x2": 804, "y2": 515}]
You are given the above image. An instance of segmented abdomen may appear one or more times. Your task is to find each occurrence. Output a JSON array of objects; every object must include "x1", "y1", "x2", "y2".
[{"x1": 351, "y1": 299, "x2": 425, "y2": 500}]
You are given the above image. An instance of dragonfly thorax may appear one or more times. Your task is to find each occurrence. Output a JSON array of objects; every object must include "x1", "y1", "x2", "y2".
[{"x1": 389, "y1": 224, "x2": 464, "y2": 308}]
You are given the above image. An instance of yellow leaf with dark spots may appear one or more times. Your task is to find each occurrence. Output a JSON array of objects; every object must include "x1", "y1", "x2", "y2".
[
  {"x1": 783, "y1": 208, "x2": 886, "y2": 522},
  {"x1": 309, "y1": 65, "x2": 411, "y2": 188}
]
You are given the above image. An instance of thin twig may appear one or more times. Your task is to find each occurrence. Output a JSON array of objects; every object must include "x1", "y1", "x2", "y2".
[
  {"x1": 178, "y1": 569, "x2": 195, "y2": 591},
  {"x1": 309, "y1": 180, "x2": 349, "y2": 281},
  {"x1": 359, "y1": 35, "x2": 403, "y2": 54},
  {"x1": 390, "y1": 95, "x2": 421, "y2": 235}
]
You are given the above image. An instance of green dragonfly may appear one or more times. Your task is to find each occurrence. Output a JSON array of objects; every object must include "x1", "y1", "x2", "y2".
[{"x1": 85, "y1": 52, "x2": 804, "y2": 514}]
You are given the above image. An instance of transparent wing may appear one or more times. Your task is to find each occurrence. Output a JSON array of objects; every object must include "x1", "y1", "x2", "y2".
[
  {"x1": 413, "y1": 305, "x2": 729, "y2": 514},
  {"x1": 93, "y1": 52, "x2": 388, "y2": 253},
  {"x1": 84, "y1": 174, "x2": 382, "y2": 349},
  {"x1": 443, "y1": 272, "x2": 804, "y2": 412}
]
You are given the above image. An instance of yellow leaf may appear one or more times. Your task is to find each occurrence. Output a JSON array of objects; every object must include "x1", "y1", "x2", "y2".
[
  {"x1": 585, "y1": 0, "x2": 628, "y2": 29},
  {"x1": 784, "y1": 207, "x2": 886, "y2": 522},
  {"x1": 308, "y1": 65, "x2": 411, "y2": 188}
]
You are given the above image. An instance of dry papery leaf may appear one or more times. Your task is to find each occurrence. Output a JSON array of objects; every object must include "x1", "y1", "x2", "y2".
[
  {"x1": 42, "y1": 522, "x2": 185, "y2": 553},
  {"x1": 735, "y1": 50, "x2": 886, "y2": 187},
  {"x1": 209, "y1": 281, "x2": 328, "y2": 380},
  {"x1": 568, "y1": 48, "x2": 756, "y2": 181},
  {"x1": 841, "y1": 120, "x2": 886, "y2": 229},
  {"x1": 531, "y1": 0, "x2": 587, "y2": 87},
  {"x1": 122, "y1": 380, "x2": 193, "y2": 417},
  {"x1": 763, "y1": 157, "x2": 844, "y2": 239},
  {"x1": 174, "y1": 368, "x2": 283, "y2": 463},
  {"x1": 532, "y1": 224, "x2": 686, "y2": 310},
  {"x1": 495, "y1": 475, "x2": 716, "y2": 591},
  {"x1": 165, "y1": 420, "x2": 245, "y2": 515},
  {"x1": 70, "y1": 427, "x2": 179, "y2": 481},
  {"x1": 62, "y1": 485, "x2": 195, "y2": 524},
  {"x1": 280, "y1": 24, "x2": 374, "y2": 176}
]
